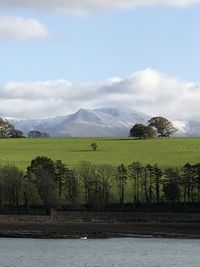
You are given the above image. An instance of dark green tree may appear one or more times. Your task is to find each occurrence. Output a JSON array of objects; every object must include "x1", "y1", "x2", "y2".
[
  {"x1": 163, "y1": 168, "x2": 180, "y2": 203},
  {"x1": 193, "y1": 163, "x2": 200, "y2": 202},
  {"x1": 144, "y1": 164, "x2": 154, "y2": 203},
  {"x1": 27, "y1": 131, "x2": 49, "y2": 138},
  {"x1": 0, "y1": 118, "x2": 24, "y2": 138},
  {"x1": 116, "y1": 164, "x2": 127, "y2": 206},
  {"x1": 96, "y1": 164, "x2": 115, "y2": 207},
  {"x1": 128, "y1": 162, "x2": 143, "y2": 203},
  {"x1": 148, "y1": 117, "x2": 177, "y2": 137},
  {"x1": 129, "y1": 124, "x2": 156, "y2": 139},
  {"x1": 21, "y1": 174, "x2": 39, "y2": 212},
  {"x1": 26, "y1": 156, "x2": 57, "y2": 209},
  {"x1": 10, "y1": 129, "x2": 24, "y2": 138},
  {"x1": 91, "y1": 142, "x2": 97, "y2": 151},
  {"x1": 64, "y1": 168, "x2": 79, "y2": 203},
  {"x1": 54, "y1": 160, "x2": 68, "y2": 198},
  {"x1": 163, "y1": 181, "x2": 180, "y2": 203},
  {"x1": 181, "y1": 163, "x2": 195, "y2": 203},
  {"x1": 75, "y1": 161, "x2": 93, "y2": 206},
  {"x1": 152, "y1": 164, "x2": 163, "y2": 204},
  {"x1": 0, "y1": 165, "x2": 24, "y2": 209}
]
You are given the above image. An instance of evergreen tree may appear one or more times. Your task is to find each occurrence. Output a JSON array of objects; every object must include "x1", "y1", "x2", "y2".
[{"x1": 116, "y1": 164, "x2": 127, "y2": 206}]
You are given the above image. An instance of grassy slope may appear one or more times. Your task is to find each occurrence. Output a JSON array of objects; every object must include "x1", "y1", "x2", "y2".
[{"x1": 1, "y1": 137, "x2": 200, "y2": 170}]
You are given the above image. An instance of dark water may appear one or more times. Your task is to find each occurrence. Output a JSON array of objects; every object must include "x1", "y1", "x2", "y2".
[{"x1": 0, "y1": 238, "x2": 200, "y2": 267}]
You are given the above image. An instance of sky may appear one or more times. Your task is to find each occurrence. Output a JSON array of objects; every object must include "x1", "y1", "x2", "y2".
[{"x1": 0, "y1": 0, "x2": 200, "y2": 119}]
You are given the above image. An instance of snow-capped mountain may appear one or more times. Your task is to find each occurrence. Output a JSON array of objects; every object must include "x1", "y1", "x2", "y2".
[
  {"x1": 9, "y1": 108, "x2": 150, "y2": 137},
  {"x1": 8, "y1": 107, "x2": 200, "y2": 137},
  {"x1": 173, "y1": 120, "x2": 200, "y2": 137}
]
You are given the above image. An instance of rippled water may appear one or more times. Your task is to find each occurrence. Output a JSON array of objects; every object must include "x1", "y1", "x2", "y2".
[{"x1": 0, "y1": 238, "x2": 200, "y2": 267}]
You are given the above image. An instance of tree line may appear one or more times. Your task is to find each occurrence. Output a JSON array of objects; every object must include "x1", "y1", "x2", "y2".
[
  {"x1": 0, "y1": 116, "x2": 177, "y2": 139},
  {"x1": 129, "y1": 117, "x2": 177, "y2": 139},
  {"x1": 0, "y1": 157, "x2": 200, "y2": 213},
  {"x1": 0, "y1": 118, "x2": 49, "y2": 138}
]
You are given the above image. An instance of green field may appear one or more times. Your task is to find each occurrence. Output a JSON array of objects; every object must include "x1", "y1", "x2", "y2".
[{"x1": 1, "y1": 137, "x2": 200, "y2": 170}]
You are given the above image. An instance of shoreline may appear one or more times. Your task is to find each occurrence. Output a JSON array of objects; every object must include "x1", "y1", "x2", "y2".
[
  {"x1": 0, "y1": 233, "x2": 199, "y2": 240},
  {"x1": 0, "y1": 221, "x2": 199, "y2": 240}
]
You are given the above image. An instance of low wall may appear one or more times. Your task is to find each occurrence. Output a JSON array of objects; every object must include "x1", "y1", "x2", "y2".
[
  {"x1": 51, "y1": 210, "x2": 200, "y2": 223},
  {"x1": 0, "y1": 210, "x2": 200, "y2": 224},
  {"x1": 0, "y1": 214, "x2": 50, "y2": 223}
]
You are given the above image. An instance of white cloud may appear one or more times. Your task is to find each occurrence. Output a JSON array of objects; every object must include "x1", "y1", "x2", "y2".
[
  {"x1": 0, "y1": 68, "x2": 200, "y2": 119},
  {"x1": 0, "y1": 0, "x2": 199, "y2": 14},
  {"x1": 0, "y1": 15, "x2": 48, "y2": 40}
]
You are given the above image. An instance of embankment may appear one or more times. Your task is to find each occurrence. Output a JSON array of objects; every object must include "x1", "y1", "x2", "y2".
[{"x1": 0, "y1": 211, "x2": 200, "y2": 239}]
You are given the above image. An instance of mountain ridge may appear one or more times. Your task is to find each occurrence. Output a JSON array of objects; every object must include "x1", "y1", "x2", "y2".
[
  {"x1": 6, "y1": 107, "x2": 200, "y2": 137},
  {"x1": 9, "y1": 108, "x2": 150, "y2": 137}
]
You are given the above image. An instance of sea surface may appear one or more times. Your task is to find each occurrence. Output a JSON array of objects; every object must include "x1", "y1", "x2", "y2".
[{"x1": 0, "y1": 238, "x2": 200, "y2": 267}]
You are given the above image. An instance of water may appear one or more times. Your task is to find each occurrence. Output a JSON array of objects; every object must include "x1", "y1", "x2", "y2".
[{"x1": 0, "y1": 238, "x2": 200, "y2": 267}]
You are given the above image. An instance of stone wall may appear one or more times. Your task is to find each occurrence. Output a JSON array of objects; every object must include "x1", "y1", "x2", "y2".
[
  {"x1": 0, "y1": 214, "x2": 50, "y2": 222},
  {"x1": 0, "y1": 210, "x2": 199, "y2": 224},
  {"x1": 51, "y1": 210, "x2": 200, "y2": 223}
]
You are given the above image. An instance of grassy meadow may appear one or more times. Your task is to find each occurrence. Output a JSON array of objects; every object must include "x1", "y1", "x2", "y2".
[{"x1": 1, "y1": 137, "x2": 200, "y2": 170}]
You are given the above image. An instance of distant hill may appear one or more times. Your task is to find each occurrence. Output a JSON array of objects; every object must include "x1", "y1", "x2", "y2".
[
  {"x1": 9, "y1": 108, "x2": 150, "y2": 137},
  {"x1": 173, "y1": 120, "x2": 200, "y2": 137},
  {"x1": 8, "y1": 107, "x2": 200, "y2": 137}
]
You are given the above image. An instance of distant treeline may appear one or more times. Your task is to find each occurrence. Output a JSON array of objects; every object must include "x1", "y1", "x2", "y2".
[
  {"x1": 0, "y1": 157, "x2": 200, "y2": 213},
  {"x1": 0, "y1": 117, "x2": 50, "y2": 138},
  {"x1": 1, "y1": 115, "x2": 177, "y2": 139}
]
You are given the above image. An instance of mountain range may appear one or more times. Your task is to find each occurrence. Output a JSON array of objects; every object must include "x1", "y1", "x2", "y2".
[{"x1": 7, "y1": 108, "x2": 200, "y2": 137}]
